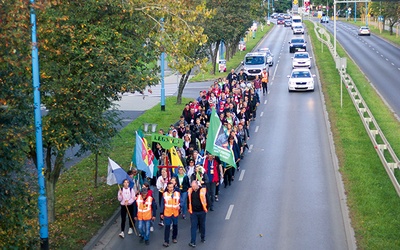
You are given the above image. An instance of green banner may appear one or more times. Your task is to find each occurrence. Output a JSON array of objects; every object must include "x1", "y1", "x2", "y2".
[{"x1": 151, "y1": 134, "x2": 184, "y2": 149}]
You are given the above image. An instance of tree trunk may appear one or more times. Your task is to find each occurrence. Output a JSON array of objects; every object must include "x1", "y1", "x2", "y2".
[
  {"x1": 44, "y1": 148, "x2": 65, "y2": 223},
  {"x1": 225, "y1": 43, "x2": 230, "y2": 61},
  {"x1": 94, "y1": 153, "x2": 98, "y2": 188},
  {"x1": 209, "y1": 41, "x2": 220, "y2": 75},
  {"x1": 45, "y1": 176, "x2": 56, "y2": 223},
  {"x1": 176, "y1": 68, "x2": 192, "y2": 105}
]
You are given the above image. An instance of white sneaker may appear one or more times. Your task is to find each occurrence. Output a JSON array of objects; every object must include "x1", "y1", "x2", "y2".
[
  {"x1": 128, "y1": 228, "x2": 133, "y2": 235},
  {"x1": 150, "y1": 226, "x2": 154, "y2": 232},
  {"x1": 119, "y1": 231, "x2": 124, "y2": 238}
]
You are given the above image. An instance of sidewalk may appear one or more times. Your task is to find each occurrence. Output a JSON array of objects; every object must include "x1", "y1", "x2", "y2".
[{"x1": 112, "y1": 72, "x2": 182, "y2": 111}]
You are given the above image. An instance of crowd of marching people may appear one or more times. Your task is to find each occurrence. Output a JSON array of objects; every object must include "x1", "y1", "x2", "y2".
[{"x1": 117, "y1": 67, "x2": 269, "y2": 247}]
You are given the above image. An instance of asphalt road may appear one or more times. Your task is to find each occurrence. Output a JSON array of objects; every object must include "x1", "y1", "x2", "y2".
[
  {"x1": 322, "y1": 20, "x2": 400, "y2": 119},
  {"x1": 91, "y1": 22, "x2": 353, "y2": 250}
]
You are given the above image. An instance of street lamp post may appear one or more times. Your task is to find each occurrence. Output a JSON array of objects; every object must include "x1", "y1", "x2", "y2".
[
  {"x1": 160, "y1": 18, "x2": 166, "y2": 111},
  {"x1": 30, "y1": 0, "x2": 49, "y2": 249}
]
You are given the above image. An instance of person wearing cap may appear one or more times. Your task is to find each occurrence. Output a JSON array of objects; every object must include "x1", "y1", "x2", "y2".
[
  {"x1": 176, "y1": 166, "x2": 190, "y2": 219},
  {"x1": 133, "y1": 187, "x2": 157, "y2": 245}
]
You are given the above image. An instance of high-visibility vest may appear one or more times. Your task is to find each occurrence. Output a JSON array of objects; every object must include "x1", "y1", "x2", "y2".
[
  {"x1": 163, "y1": 191, "x2": 180, "y2": 217},
  {"x1": 136, "y1": 195, "x2": 153, "y2": 221},
  {"x1": 188, "y1": 187, "x2": 208, "y2": 214},
  {"x1": 261, "y1": 72, "x2": 269, "y2": 83}
]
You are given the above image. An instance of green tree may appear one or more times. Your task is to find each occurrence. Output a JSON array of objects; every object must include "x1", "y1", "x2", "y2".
[
  {"x1": 0, "y1": 0, "x2": 40, "y2": 248},
  {"x1": 370, "y1": 1, "x2": 400, "y2": 35},
  {"x1": 29, "y1": 0, "x2": 160, "y2": 223},
  {"x1": 133, "y1": 0, "x2": 212, "y2": 105}
]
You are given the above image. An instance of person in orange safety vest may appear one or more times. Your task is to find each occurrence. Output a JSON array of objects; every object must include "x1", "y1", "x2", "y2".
[
  {"x1": 133, "y1": 187, "x2": 156, "y2": 245},
  {"x1": 188, "y1": 180, "x2": 210, "y2": 248},
  {"x1": 160, "y1": 181, "x2": 181, "y2": 247}
]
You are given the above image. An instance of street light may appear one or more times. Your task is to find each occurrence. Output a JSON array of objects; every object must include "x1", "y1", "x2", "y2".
[
  {"x1": 160, "y1": 18, "x2": 166, "y2": 111},
  {"x1": 30, "y1": 0, "x2": 49, "y2": 249}
]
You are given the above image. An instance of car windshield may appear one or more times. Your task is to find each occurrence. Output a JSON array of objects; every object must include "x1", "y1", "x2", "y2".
[
  {"x1": 292, "y1": 19, "x2": 301, "y2": 23},
  {"x1": 294, "y1": 53, "x2": 308, "y2": 59},
  {"x1": 291, "y1": 39, "x2": 305, "y2": 43},
  {"x1": 295, "y1": 26, "x2": 303, "y2": 29},
  {"x1": 292, "y1": 71, "x2": 311, "y2": 78},
  {"x1": 245, "y1": 56, "x2": 265, "y2": 65}
]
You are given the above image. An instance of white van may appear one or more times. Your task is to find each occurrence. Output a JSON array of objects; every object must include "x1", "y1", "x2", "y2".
[{"x1": 291, "y1": 16, "x2": 302, "y2": 29}]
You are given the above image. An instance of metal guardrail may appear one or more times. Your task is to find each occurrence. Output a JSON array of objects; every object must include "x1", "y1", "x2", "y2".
[{"x1": 312, "y1": 22, "x2": 400, "y2": 196}]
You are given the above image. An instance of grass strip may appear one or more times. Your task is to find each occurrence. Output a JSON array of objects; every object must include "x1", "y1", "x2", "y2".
[
  {"x1": 305, "y1": 20, "x2": 400, "y2": 249},
  {"x1": 49, "y1": 97, "x2": 191, "y2": 249},
  {"x1": 189, "y1": 24, "x2": 274, "y2": 82}
]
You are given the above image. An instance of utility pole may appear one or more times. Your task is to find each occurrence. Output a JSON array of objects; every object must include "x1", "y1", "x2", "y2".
[
  {"x1": 160, "y1": 18, "x2": 166, "y2": 111},
  {"x1": 30, "y1": 0, "x2": 49, "y2": 249}
]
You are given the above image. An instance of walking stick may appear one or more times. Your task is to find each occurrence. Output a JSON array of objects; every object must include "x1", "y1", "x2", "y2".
[{"x1": 125, "y1": 204, "x2": 138, "y2": 236}]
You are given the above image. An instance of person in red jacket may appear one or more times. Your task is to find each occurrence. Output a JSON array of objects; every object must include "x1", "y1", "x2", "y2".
[{"x1": 203, "y1": 154, "x2": 222, "y2": 211}]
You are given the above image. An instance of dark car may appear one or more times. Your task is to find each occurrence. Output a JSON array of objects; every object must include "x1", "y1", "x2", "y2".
[
  {"x1": 284, "y1": 20, "x2": 292, "y2": 27},
  {"x1": 289, "y1": 37, "x2": 307, "y2": 53},
  {"x1": 277, "y1": 17, "x2": 285, "y2": 25}
]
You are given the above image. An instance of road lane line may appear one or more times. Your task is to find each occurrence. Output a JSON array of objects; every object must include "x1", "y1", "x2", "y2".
[
  {"x1": 225, "y1": 205, "x2": 234, "y2": 220},
  {"x1": 264, "y1": 100, "x2": 267, "y2": 104},
  {"x1": 260, "y1": 112, "x2": 264, "y2": 117},
  {"x1": 255, "y1": 126, "x2": 259, "y2": 133},
  {"x1": 239, "y1": 170, "x2": 245, "y2": 181},
  {"x1": 248, "y1": 144, "x2": 253, "y2": 153}
]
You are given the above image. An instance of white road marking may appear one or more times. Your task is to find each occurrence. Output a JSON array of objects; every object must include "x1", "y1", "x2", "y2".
[
  {"x1": 248, "y1": 144, "x2": 253, "y2": 153},
  {"x1": 255, "y1": 126, "x2": 259, "y2": 133},
  {"x1": 264, "y1": 100, "x2": 268, "y2": 105},
  {"x1": 239, "y1": 170, "x2": 245, "y2": 181},
  {"x1": 225, "y1": 205, "x2": 234, "y2": 220},
  {"x1": 391, "y1": 63, "x2": 394, "y2": 66},
  {"x1": 260, "y1": 112, "x2": 264, "y2": 117}
]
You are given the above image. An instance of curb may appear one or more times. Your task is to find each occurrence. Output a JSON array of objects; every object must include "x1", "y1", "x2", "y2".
[{"x1": 83, "y1": 208, "x2": 121, "y2": 250}]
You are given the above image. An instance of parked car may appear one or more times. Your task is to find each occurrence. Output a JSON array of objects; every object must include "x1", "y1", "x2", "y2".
[
  {"x1": 287, "y1": 68, "x2": 315, "y2": 92},
  {"x1": 284, "y1": 20, "x2": 292, "y2": 27},
  {"x1": 277, "y1": 17, "x2": 285, "y2": 25},
  {"x1": 320, "y1": 16, "x2": 329, "y2": 23},
  {"x1": 293, "y1": 25, "x2": 305, "y2": 35},
  {"x1": 239, "y1": 41, "x2": 246, "y2": 51},
  {"x1": 358, "y1": 26, "x2": 371, "y2": 36},
  {"x1": 258, "y1": 48, "x2": 274, "y2": 66},
  {"x1": 292, "y1": 52, "x2": 312, "y2": 69},
  {"x1": 288, "y1": 37, "x2": 307, "y2": 53}
]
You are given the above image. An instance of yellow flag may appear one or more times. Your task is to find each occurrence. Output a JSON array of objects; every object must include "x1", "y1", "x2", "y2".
[{"x1": 170, "y1": 147, "x2": 183, "y2": 169}]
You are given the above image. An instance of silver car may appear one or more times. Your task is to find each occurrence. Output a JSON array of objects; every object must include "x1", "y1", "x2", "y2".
[
  {"x1": 292, "y1": 52, "x2": 311, "y2": 69},
  {"x1": 287, "y1": 68, "x2": 315, "y2": 92},
  {"x1": 258, "y1": 48, "x2": 274, "y2": 66},
  {"x1": 358, "y1": 26, "x2": 371, "y2": 36},
  {"x1": 293, "y1": 25, "x2": 304, "y2": 35}
]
